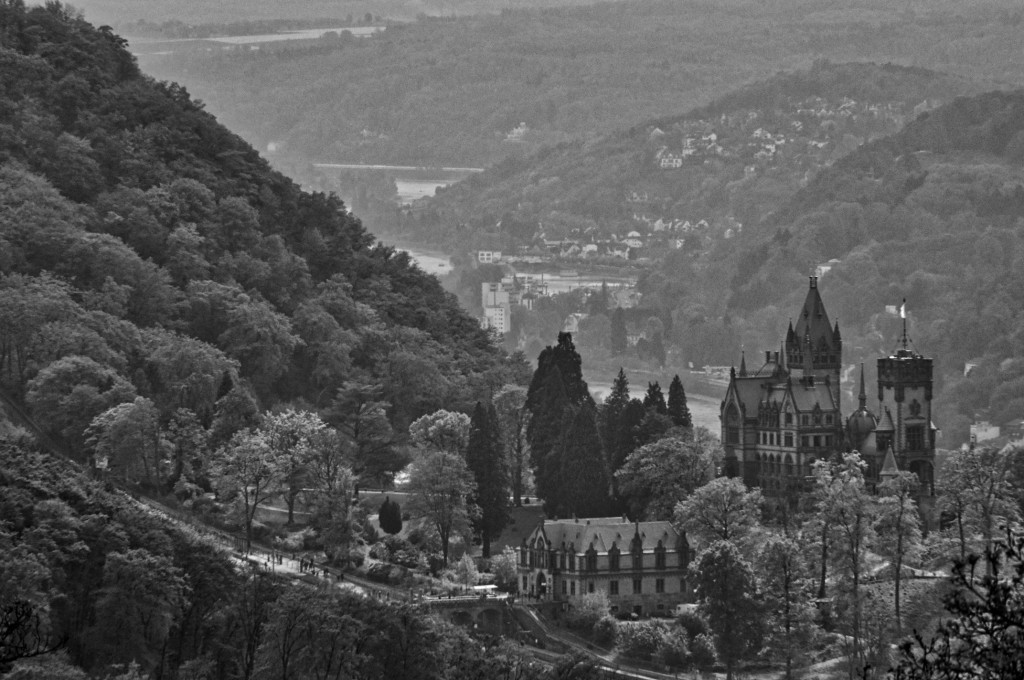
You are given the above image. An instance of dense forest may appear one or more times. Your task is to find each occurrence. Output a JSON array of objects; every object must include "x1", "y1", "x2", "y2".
[
  {"x1": 0, "y1": 444, "x2": 603, "y2": 679},
  {"x1": 0, "y1": 0, "x2": 522, "y2": 468}
]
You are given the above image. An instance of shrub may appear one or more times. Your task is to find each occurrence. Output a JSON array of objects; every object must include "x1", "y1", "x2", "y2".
[
  {"x1": 565, "y1": 591, "x2": 611, "y2": 630},
  {"x1": 655, "y1": 628, "x2": 689, "y2": 668},
  {"x1": 592, "y1": 615, "x2": 619, "y2": 647},
  {"x1": 676, "y1": 609, "x2": 710, "y2": 640},
  {"x1": 454, "y1": 553, "x2": 479, "y2": 586},
  {"x1": 489, "y1": 547, "x2": 518, "y2": 590},
  {"x1": 369, "y1": 542, "x2": 391, "y2": 561},
  {"x1": 689, "y1": 633, "x2": 717, "y2": 668},
  {"x1": 618, "y1": 620, "x2": 667, "y2": 661}
]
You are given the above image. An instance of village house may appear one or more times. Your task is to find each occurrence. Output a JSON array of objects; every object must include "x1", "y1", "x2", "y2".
[{"x1": 519, "y1": 517, "x2": 690, "y2": 617}]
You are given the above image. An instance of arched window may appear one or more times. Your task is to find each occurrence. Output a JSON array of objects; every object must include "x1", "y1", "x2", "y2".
[
  {"x1": 726, "y1": 404, "x2": 740, "y2": 444},
  {"x1": 585, "y1": 545, "x2": 597, "y2": 572},
  {"x1": 608, "y1": 545, "x2": 620, "y2": 572}
]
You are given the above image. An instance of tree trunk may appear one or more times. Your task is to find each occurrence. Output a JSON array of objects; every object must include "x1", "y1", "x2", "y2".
[
  {"x1": 818, "y1": 524, "x2": 828, "y2": 599},
  {"x1": 957, "y1": 512, "x2": 966, "y2": 560},
  {"x1": 483, "y1": 532, "x2": 491, "y2": 558}
]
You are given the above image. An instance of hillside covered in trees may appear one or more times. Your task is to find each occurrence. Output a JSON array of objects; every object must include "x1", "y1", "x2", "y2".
[
  {"x1": 0, "y1": 0, "x2": 520, "y2": 471},
  {"x1": 138, "y1": 0, "x2": 1024, "y2": 179},
  {"x1": 715, "y1": 89, "x2": 1024, "y2": 444},
  {"x1": 411, "y1": 61, "x2": 984, "y2": 245}
]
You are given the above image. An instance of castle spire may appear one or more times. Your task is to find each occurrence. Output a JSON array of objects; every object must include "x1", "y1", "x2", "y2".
[{"x1": 739, "y1": 352, "x2": 747, "y2": 377}]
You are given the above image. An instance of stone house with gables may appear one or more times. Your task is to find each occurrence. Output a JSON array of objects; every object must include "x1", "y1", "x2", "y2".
[{"x1": 518, "y1": 517, "x2": 690, "y2": 617}]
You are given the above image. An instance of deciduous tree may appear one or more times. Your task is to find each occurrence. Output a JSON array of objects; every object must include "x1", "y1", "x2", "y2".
[
  {"x1": 210, "y1": 430, "x2": 283, "y2": 552},
  {"x1": 616, "y1": 428, "x2": 720, "y2": 520},
  {"x1": 875, "y1": 470, "x2": 923, "y2": 635},
  {"x1": 406, "y1": 447, "x2": 476, "y2": 567},
  {"x1": 674, "y1": 477, "x2": 762, "y2": 552},
  {"x1": 692, "y1": 541, "x2": 763, "y2": 680}
]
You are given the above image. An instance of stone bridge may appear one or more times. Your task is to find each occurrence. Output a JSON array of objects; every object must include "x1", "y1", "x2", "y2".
[{"x1": 423, "y1": 596, "x2": 520, "y2": 636}]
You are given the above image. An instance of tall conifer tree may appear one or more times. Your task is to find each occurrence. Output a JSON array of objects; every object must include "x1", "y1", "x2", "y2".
[
  {"x1": 466, "y1": 401, "x2": 509, "y2": 557},
  {"x1": 602, "y1": 368, "x2": 630, "y2": 466},
  {"x1": 668, "y1": 375, "x2": 692, "y2": 428},
  {"x1": 643, "y1": 382, "x2": 667, "y2": 415},
  {"x1": 526, "y1": 333, "x2": 609, "y2": 515},
  {"x1": 557, "y1": 401, "x2": 613, "y2": 517}
]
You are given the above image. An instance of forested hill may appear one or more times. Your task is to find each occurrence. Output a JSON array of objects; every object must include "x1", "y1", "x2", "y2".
[
  {"x1": 0, "y1": 1, "x2": 516, "y2": 457},
  {"x1": 410, "y1": 61, "x2": 984, "y2": 243},
  {"x1": 713, "y1": 89, "x2": 1024, "y2": 444}
]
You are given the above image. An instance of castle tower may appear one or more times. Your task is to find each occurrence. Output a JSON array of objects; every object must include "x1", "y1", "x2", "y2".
[
  {"x1": 785, "y1": 276, "x2": 842, "y2": 408},
  {"x1": 876, "y1": 304, "x2": 936, "y2": 496}
]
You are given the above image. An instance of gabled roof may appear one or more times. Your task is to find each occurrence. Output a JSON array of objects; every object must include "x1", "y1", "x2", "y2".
[
  {"x1": 876, "y1": 408, "x2": 895, "y2": 432},
  {"x1": 789, "y1": 380, "x2": 837, "y2": 412},
  {"x1": 530, "y1": 518, "x2": 680, "y2": 555},
  {"x1": 727, "y1": 376, "x2": 771, "y2": 420}
]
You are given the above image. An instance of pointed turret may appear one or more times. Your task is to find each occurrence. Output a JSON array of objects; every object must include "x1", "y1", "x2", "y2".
[
  {"x1": 792, "y1": 276, "x2": 836, "y2": 353},
  {"x1": 786, "y1": 320, "x2": 795, "y2": 344},
  {"x1": 739, "y1": 352, "x2": 747, "y2": 377},
  {"x1": 834, "y1": 319, "x2": 841, "y2": 343},
  {"x1": 880, "y1": 444, "x2": 900, "y2": 480}
]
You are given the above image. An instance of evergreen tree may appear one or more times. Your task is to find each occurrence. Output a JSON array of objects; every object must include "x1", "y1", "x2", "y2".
[
  {"x1": 555, "y1": 401, "x2": 613, "y2": 518},
  {"x1": 601, "y1": 368, "x2": 630, "y2": 469},
  {"x1": 465, "y1": 401, "x2": 509, "y2": 557},
  {"x1": 642, "y1": 382, "x2": 667, "y2": 415},
  {"x1": 614, "y1": 398, "x2": 647, "y2": 469},
  {"x1": 526, "y1": 333, "x2": 597, "y2": 511},
  {"x1": 667, "y1": 375, "x2": 692, "y2": 428},
  {"x1": 610, "y1": 308, "x2": 627, "y2": 356},
  {"x1": 378, "y1": 496, "x2": 403, "y2": 534},
  {"x1": 528, "y1": 366, "x2": 571, "y2": 506}
]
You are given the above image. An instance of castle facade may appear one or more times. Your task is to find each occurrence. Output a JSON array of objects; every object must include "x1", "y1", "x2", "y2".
[{"x1": 720, "y1": 277, "x2": 936, "y2": 499}]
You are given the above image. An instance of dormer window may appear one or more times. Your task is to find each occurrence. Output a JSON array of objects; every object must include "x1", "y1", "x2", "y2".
[
  {"x1": 608, "y1": 546, "x2": 620, "y2": 572},
  {"x1": 631, "y1": 536, "x2": 643, "y2": 571},
  {"x1": 655, "y1": 541, "x2": 667, "y2": 570},
  {"x1": 585, "y1": 546, "x2": 597, "y2": 572}
]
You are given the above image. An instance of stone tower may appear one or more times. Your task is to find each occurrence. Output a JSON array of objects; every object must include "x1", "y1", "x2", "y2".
[{"x1": 876, "y1": 306, "x2": 936, "y2": 496}]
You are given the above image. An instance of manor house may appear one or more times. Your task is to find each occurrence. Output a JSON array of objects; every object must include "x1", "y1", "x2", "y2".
[
  {"x1": 720, "y1": 277, "x2": 936, "y2": 499},
  {"x1": 518, "y1": 517, "x2": 689, "y2": 617}
]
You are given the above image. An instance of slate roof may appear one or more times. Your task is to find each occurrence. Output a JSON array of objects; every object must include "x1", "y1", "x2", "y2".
[
  {"x1": 789, "y1": 380, "x2": 837, "y2": 411},
  {"x1": 880, "y1": 445, "x2": 900, "y2": 476},
  {"x1": 531, "y1": 518, "x2": 680, "y2": 555},
  {"x1": 876, "y1": 408, "x2": 895, "y2": 432}
]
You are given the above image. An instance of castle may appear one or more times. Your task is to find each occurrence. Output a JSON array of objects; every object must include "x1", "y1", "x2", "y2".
[{"x1": 720, "y1": 276, "x2": 936, "y2": 500}]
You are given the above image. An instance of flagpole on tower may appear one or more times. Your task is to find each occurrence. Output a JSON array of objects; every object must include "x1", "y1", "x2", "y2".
[{"x1": 900, "y1": 298, "x2": 908, "y2": 350}]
